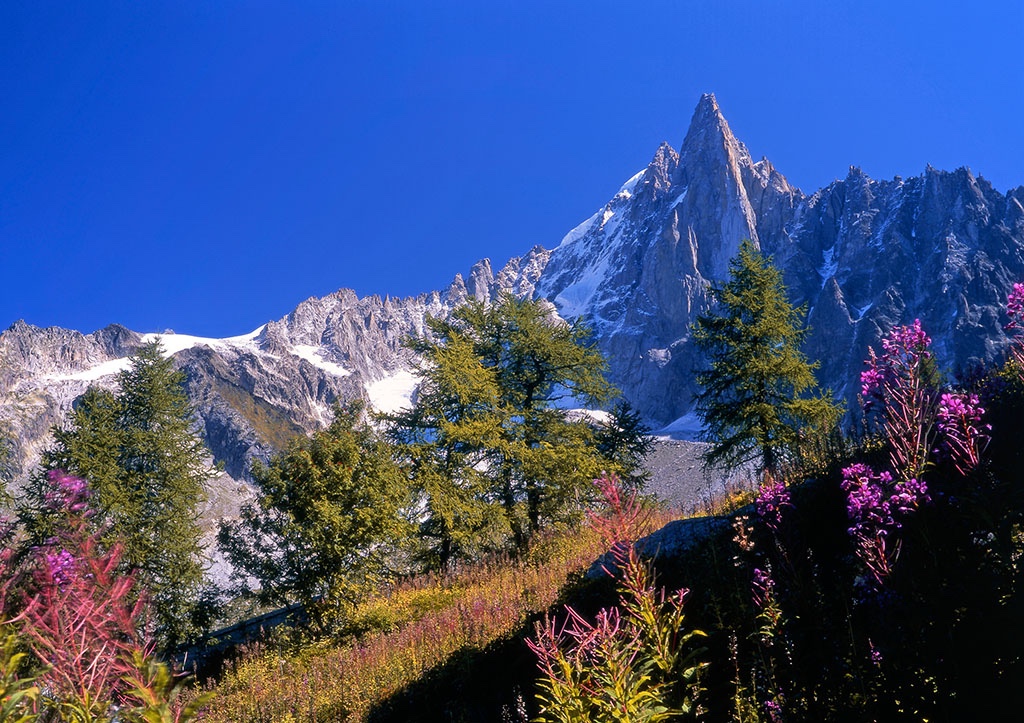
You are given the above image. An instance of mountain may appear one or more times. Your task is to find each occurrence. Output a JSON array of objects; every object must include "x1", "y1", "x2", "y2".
[
  {"x1": 3, "y1": 93, "x2": 1024, "y2": 493},
  {"x1": 538, "y1": 94, "x2": 1024, "y2": 428}
]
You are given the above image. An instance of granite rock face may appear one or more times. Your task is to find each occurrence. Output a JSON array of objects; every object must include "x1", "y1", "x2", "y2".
[
  {"x1": 537, "y1": 95, "x2": 1024, "y2": 427},
  {"x1": 0, "y1": 252, "x2": 548, "y2": 488},
  {"x1": 3, "y1": 93, "x2": 1024, "y2": 494}
]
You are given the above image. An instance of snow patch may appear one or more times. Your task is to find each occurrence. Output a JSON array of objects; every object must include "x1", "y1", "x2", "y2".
[
  {"x1": 557, "y1": 210, "x2": 602, "y2": 249},
  {"x1": 564, "y1": 408, "x2": 613, "y2": 426},
  {"x1": 819, "y1": 246, "x2": 838, "y2": 287},
  {"x1": 668, "y1": 187, "x2": 689, "y2": 211},
  {"x1": 366, "y1": 369, "x2": 420, "y2": 414},
  {"x1": 44, "y1": 326, "x2": 267, "y2": 383},
  {"x1": 141, "y1": 326, "x2": 265, "y2": 355},
  {"x1": 555, "y1": 168, "x2": 643, "y2": 250},
  {"x1": 553, "y1": 253, "x2": 612, "y2": 320},
  {"x1": 290, "y1": 345, "x2": 351, "y2": 377},
  {"x1": 45, "y1": 357, "x2": 132, "y2": 382},
  {"x1": 616, "y1": 169, "x2": 645, "y2": 199},
  {"x1": 854, "y1": 303, "x2": 873, "y2": 320},
  {"x1": 652, "y1": 412, "x2": 704, "y2": 442}
]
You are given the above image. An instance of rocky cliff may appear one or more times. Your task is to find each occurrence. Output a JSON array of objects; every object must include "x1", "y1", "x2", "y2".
[
  {"x1": 537, "y1": 94, "x2": 1024, "y2": 427},
  {"x1": 3, "y1": 93, "x2": 1023, "y2": 492}
]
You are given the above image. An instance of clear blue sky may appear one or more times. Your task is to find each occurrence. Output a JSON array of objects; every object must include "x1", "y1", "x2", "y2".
[{"x1": 2, "y1": 1, "x2": 1022, "y2": 337}]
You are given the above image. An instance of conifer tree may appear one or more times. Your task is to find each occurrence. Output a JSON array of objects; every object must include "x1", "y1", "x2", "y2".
[
  {"x1": 26, "y1": 340, "x2": 213, "y2": 648},
  {"x1": 594, "y1": 400, "x2": 653, "y2": 489},
  {"x1": 691, "y1": 240, "x2": 840, "y2": 476},
  {"x1": 219, "y1": 403, "x2": 411, "y2": 630},
  {"x1": 387, "y1": 294, "x2": 622, "y2": 557},
  {"x1": 385, "y1": 330, "x2": 507, "y2": 570}
]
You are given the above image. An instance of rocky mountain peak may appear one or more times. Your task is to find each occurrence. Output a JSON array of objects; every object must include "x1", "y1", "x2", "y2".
[
  {"x1": 679, "y1": 93, "x2": 747, "y2": 169},
  {"x1": 672, "y1": 94, "x2": 763, "y2": 279}
]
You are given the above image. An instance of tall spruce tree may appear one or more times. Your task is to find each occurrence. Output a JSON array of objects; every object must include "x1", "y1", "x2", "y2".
[
  {"x1": 386, "y1": 294, "x2": 624, "y2": 558},
  {"x1": 219, "y1": 403, "x2": 411, "y2": 630},
  {"x1": 691, "y1": 241, "x2": 840, "y2": 476},
  {"x1": 26, "y1": 340, "x2": 213, "y2": 648}
]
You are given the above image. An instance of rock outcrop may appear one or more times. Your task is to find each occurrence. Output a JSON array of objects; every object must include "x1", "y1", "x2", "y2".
[{"x1": 3, "y1": 93, "x2": 1023, "y2": 495}]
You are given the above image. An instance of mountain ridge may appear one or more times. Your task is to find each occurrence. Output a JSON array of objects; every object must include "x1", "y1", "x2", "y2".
[{"x1": 3, "y1": 93, "x2": 1023, "y2": 490}]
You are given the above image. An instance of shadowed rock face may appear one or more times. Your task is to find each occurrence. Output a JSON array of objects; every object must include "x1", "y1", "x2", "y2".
[
  {"x1": 538, "y1": 95, "x2": 1024, "y2": 428},
  {"x1": 3, "y1": 94, "x2": 1023, "y2": 493}
]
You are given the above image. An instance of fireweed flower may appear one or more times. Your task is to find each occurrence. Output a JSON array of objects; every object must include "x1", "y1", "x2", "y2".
[
  {"x1": 860, "y1": 319, "x2": 940, "y2": 480},
  {"x1": 841, "y1": 463, "x2": 929, "y2": 587},
  {"x1": 43, "y1": 470, "x2": 92, "y2": 515},
  {"x1": 1006, "y1": 282, "x2": 1024, "y2": 330},
  {"x1": 755, "y1": 477, "x2": 791, "y2": 533},
  {"x1": 45, "y1": 548, "x2": 77, "y2": 588},
  {"x1": 751, "y1": 567, "x2": 776, "y2": 609},
  {"x1": 935, "y1": 392, "x2": 991, "y2": 475}
]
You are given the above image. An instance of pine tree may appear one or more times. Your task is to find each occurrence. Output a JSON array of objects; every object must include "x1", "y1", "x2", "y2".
[
  {"x1": 691, "y1": 241, "x2": 840, "y2": 477},
  {"x1": 218, "y1": 403, "x2": 411, "y2": 630},
  {"x1": 26, "y1": 340, "x2": 214, "y2": 648},
  {"x1": 385, "y1": 330, "x2": 507, "y2": 570}
]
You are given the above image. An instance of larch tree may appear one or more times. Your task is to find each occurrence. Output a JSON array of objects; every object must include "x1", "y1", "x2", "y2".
[
  {"x1": 386, "y1": 294, "x2": 629, "y2": 559},
  {"x1": 691, "y1": 240, "x2": 840, "y2": 477},
  {"x1": 26, "y1": 340, "x2": 214, "y2": 648}
]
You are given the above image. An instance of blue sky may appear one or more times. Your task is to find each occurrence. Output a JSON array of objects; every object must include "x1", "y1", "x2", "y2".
[{"x1": 2, "y1": 1, "x2": 1022, "y2": 337}]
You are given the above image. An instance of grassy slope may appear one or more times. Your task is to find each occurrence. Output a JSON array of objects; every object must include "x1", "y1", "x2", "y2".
[{"x1": 194, "y1": 508, "x2": 681, "y2": 723}]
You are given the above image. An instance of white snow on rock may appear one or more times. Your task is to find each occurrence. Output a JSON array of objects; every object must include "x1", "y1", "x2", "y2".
[
  {"x1": 290, "y1": 345, "x2": 352, "y2": 377},
  {"x1": 366, "y1": 369, "x2": 419, "y2": 414},
  {"x1": 45, "y1": 357, "x2": 132, "y2": 382},
  {"x1": 556, "y1": 168, "x2": 643, "y2": 250},
  {"x1": 142, "y1": 326, "x2": 265, "y2": 355},
  {"x1": 43, "y1": 326, "x2": 267, "y2": 383},
  {"x1": 652, "y1": 411, "x2": 705, "y2": 441}
]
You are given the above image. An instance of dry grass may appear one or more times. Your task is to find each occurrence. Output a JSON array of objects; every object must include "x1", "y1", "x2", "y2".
[{"x1": 193, "y1": 507, "x2": 681, "y2": 723}]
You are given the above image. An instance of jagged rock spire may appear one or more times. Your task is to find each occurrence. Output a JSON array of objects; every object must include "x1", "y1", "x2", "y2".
[{"x1": 674, "y1": 93, "x2": 761, "y2": 279}]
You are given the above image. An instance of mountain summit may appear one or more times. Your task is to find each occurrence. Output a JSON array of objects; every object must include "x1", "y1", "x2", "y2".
[{"x1": 3, "y1": 94, "x2": 1024, "y2": 487}]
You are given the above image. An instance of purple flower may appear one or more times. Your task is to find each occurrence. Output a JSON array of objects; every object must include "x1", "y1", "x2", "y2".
[
  {"x1": 764, "y1": 698, "x2": 783, "y2": 723},
  {"x1": 860, "y1": 366, "x2": 885, "y2": 399},
  {"x1": 43, "y1": 471, "x2": 92, "y2": 514},
  {"x1": 45, "y1": 548, "x2": 77, "y2": 587},
  {"x1": 880, "y1": 319, "x2": 931, "y2": 363},
  {"x1": 841, "y1": 463, "x2": 929, "y2": 588},
  {"x1": 1007, "y1": 283, "x2": 1024, "y2": 330},
  {"x1": 755, "y1": 478, "x2": 791, "y2": 532},
  {"x1": 935, "y1": 392, "x2": 991, "y2": 475}
]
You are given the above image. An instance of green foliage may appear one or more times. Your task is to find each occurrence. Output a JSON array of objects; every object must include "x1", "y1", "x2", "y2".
[
  {"x1": 692, "y1": 241, "x2": 840, "y2": 476},
  {"x1": 385, "y1": 294, "x2": 622, "y2": 564},
  {"x1": 529, "y1": 476, "x2": 707, "y2": 722},
  {"x1": 120, "y1": 651, "x2": 214, "y2": 723},
  {"x1": 595, "y1": 400, "x2": 654, "y2": 489},
  {"x1": 25, "y1": 341, "x2": 213, "y2": 649},
  {"x1": 0, "y1": 631, "x2": 40, "y2": 723},
  {"x1": 218, "y1": 403, "x2": 412, "y2": 631}
]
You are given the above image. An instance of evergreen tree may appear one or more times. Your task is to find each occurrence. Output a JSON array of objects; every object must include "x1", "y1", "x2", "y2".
[
  {"x1": 387, "y1": 294, "x2": 624, "y2": 558},
  {"x1": 219, "y1": 403, "x2": 411, "y2": 630},
  {"x1": 26, "y1": 340, "x2": 213, "y2": 648},
  {"x1": 691, "y1": 241, "x2": 840, "y2": 476},
  {"x1": 0, "y1": 420, "x2": 14, "y2": 508},
  {"x1": 594, "y1": 400, "x2": 654, "y2": 489}
]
